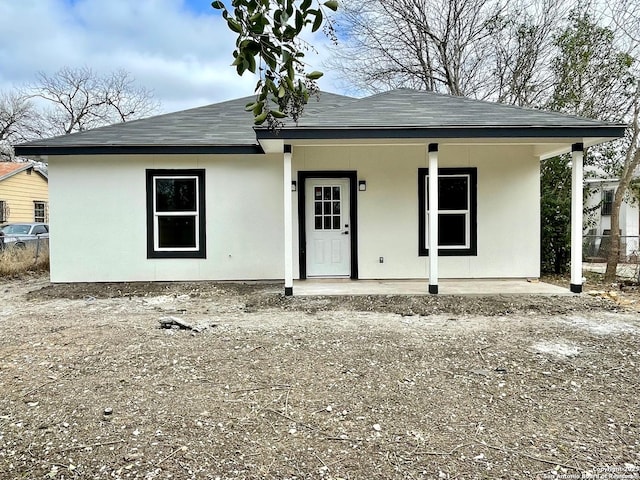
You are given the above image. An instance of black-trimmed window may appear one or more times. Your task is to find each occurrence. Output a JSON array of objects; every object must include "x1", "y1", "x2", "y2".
[
  {"x1": 601, "y1": 189, "x2": 613, "y2": 216},
  {"x1": 418, "y1": 167, "x2": 477, "y2": 256},
  {"x1": 146, "y1": 169, "x2": 206, "y2": 259}
]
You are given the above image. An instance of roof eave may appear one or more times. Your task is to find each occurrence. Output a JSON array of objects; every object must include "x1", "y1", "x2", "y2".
[
  {"x1": 14, "y1": 144, "x2": 265, "y2": 156},
  {"x1": 254, "y1": 125, "x2": 627, "y2": 141}
]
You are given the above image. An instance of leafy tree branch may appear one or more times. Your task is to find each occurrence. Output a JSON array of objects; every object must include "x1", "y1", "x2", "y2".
[{"x1": 211, "y1": 0, "x2": 338, "y2": 127}]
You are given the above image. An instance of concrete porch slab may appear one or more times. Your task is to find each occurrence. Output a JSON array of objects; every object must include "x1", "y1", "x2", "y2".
[{"x1": 293, "y1": 279, "x2": 572, "y2": 296}]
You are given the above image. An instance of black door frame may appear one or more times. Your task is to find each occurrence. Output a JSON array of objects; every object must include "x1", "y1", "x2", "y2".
[{"x1": 297, "y1": 170, "x2": 359, "y2": 280}]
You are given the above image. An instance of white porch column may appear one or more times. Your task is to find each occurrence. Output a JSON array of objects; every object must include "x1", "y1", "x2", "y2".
[
  {"x1": 570, "y1": 143, "x2": 584, "y2": 293},
  {"x1": 284, "y1": 145, "x2": 294, "y2": 296},
  {"x1": 428, "y1": 143, "x2": 439, "y2": 294}
]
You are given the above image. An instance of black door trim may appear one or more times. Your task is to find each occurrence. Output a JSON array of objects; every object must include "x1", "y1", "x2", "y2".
[{"x1": 298, "y1": 171, "x2": 358, "y2": 280}]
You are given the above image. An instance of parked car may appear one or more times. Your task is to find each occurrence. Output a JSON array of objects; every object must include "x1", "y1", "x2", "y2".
[{"x1": 0, "y1": 223, "x2": 49, "y2": 249}]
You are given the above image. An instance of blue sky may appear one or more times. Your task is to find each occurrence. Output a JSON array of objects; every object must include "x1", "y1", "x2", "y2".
[{"x1": 0, "y1": 0, "x2": 340, "y2": 114}]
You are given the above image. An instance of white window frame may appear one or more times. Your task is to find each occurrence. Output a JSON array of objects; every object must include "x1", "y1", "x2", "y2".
[
  {"x1": 153, "y1": 175, "x2": 200, "y2": 253},
  {"x1": 426, "y1": 173, "x2": 471, "y2": 249},
  {"x1": 34, "y1": 201, "x2": 47, "y2": 223}
]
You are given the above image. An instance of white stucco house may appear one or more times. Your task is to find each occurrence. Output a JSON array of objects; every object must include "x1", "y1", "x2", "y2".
[
  {"x1": 16, "y1": 89, "x2": 625, "y2": 294},
  {"x1": 584, "y1": 174, "x2": 639, "y2": 261}
]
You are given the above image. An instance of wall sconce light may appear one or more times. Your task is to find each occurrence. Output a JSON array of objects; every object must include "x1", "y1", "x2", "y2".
[
  {"x1": 291, "y1": 181, "x2": 297, "y2": 192},
  {"x1": 358, "y1": 180, "x2": 367, "y2": 191}
]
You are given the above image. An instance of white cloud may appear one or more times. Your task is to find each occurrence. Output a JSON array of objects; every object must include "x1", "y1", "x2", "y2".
[{"x1": 0, "y1": 0, "x2": 346, "y2": 114}]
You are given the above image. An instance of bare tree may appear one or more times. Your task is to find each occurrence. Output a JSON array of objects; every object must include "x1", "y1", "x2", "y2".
[
  {"x1": 30, "y1": 66, "x2": 159, "y2": 135},
  {"x1": 488, "y1": 0, "x2": 568, "y2": 107},
  {"x1": 328, "y1": 0, "x2": 567, "y2": 101},
  {"x1": 0, "y1": 91, "x2": 44, "y2": 161},
  {"x1": 605, "y1": 82, "x2": 640, "y2": 281}
]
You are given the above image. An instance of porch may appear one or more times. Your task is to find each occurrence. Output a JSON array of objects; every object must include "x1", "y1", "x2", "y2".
[{"x1": 293, "y1": 278, "x2": 571, "y2": 296}]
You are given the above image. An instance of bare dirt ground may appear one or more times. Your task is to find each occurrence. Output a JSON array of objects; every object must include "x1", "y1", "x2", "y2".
[{"x1": 1, "y1": 274, "x2": 639, "y2": 479}]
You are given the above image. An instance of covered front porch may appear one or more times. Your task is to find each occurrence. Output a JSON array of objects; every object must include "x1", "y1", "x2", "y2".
[{"x1": 293, "y1": 278, "x2": 571, "y2": 296}]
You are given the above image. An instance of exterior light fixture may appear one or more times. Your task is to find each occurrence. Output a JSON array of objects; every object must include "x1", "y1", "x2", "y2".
[
  {"x1": 291, "y1": 181, "x2": 297, "y2": 192},
  {"x1": 358, "y1": 180, "x2": 367, "y2": 191}
]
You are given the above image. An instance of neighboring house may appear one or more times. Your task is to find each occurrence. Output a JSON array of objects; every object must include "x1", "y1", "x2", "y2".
[
  {"x1": 584, "y1": 176, "x2": 639, "y2": 261},
  {"x1": 0, "y1": 162, "x2": 49, "y2": 226},
  {"x1": 15, "y1": 89, "x2": 625, "y2": 293}
]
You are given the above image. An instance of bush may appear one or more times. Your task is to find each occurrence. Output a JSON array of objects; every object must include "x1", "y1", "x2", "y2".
[{"x1": 0, "y1": 244, "x2": 49, "y2": 277}]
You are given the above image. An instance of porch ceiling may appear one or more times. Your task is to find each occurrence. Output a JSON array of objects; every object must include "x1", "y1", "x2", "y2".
[{"x1": 258, "y1": 136, "x2": 618, "y2": 160}]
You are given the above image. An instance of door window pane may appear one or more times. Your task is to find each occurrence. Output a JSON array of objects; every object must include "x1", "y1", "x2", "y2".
[{"x1": 315, "y1": 216, "x2": 322, "y2": 229}]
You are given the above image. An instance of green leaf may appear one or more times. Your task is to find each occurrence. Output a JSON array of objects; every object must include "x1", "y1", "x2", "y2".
[
  {"x1": 227, "y1": 18, "x2": 243, "y2": 33},
  {"x1": 271, "y1": 110, "x2": 287, "y2": 118},
  {"x1": 306, "y1": 70, "x2": 323, "y2": 80},
  {"x1": 300, "y1": 0, "x2": 312, "y2": 11},
  {"x1": 254, "y1": 110, "x2": 269, "y2": 125},
  {"x1": 323, "y1": 0, "x2": 338, "y2": 11},
  {"x1": 211, "y1": 1, "x2": 226, "y2": 9},
  {"x1": 278, "y1": 85, "x2": 286, "y2": 98},
  {"x1": 295, "y1": 10, "x2": 303, "y2": 33},
  {"x1": 245, "y1": 102, "x2": 259, "y2": 111},
  {"x1": 311, "y1": 10, "x2": 323, "y2": 32}
]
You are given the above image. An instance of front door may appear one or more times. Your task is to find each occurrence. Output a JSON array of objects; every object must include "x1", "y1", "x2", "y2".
[{"x1": 305, "y1": 178, "x2": 351, "y2": 277}]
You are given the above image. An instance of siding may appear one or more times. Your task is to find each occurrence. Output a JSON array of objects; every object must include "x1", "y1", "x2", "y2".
[{"x1": 0, "y1": 169, "x2": 49, "y2": 224}]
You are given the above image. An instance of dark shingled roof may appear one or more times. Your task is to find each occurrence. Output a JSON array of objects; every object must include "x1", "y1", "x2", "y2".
[
  {"x1": 295, "y1": 89, "x2": 611, "y2": 127},
  {"x1": 15, "y1": 89, "x2": 625, "y2": 156}
]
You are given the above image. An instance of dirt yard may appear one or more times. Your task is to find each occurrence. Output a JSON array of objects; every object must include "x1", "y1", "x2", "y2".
[{"x1": 1, "y1": 274, "x2": 639, "y2": 479}]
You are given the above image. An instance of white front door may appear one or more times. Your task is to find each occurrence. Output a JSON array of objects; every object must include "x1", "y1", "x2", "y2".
[{"x1": 306, "y1": 178, "x2": 351, "y2": 277}]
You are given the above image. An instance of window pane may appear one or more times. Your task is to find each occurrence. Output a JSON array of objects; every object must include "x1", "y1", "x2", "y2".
[
  {"x1": 315, "y1": 202, "x2": 322, "y2": 215},
  {"x1": 158, "y1": 216, "x2": 196, "y2": 248},
  {"x1": 324, "y1": 217, "x2": 332, "y2": 229},
  {"x1": 438, "y1": 214, "x2": 466, "y2": 246},
  {"x1": 333, "y1": 186, "x2": 340, "y2": 200},
  {"x1": 333, "y1": 201, "x2": 340, "y2": 214},
  {"x1": 324, "y1": 202, "x2": 331, "y2": 214},
  {"x1": 439, "y1": 177, "x2": 468, "y2": 210},
  {"x1": 323, "y1": 187, "x2": 331, "y2": 200},
  {"x1": 332, "y1": 216, "x2": 340, "y2": 229},
  {"x1": 315, "y1": 187, "x2": 322, "y2": 199},
  {"x1": 315, "y1": 216, "x2": 322, "y2": 230},
  {"x1": 156, "y1": 178, "x2": 197, "y2": 212}
]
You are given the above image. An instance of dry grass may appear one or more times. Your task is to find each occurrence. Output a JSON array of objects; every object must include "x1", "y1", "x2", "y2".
[{"x1": 0, "y1": 243, "x2": 49, "y2": 277}]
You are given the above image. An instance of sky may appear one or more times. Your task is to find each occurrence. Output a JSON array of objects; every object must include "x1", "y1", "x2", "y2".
[{"x1": 0, "y1": 0, "x2": 343, "y2": 114}]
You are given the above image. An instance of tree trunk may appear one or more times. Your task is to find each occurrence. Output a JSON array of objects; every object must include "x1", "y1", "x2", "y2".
[{"x1": 603, "y1": 189, "x2": 624, "y2": 282}]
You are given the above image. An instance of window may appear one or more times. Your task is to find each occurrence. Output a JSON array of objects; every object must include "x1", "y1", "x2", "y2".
[
  {"x1": 601, "y1": 189, "x2": 613, "y2": 216},
  {"x1": 313, "y1": 185, "x2": 342, "y2": 230},
  {"x1": 146, "y1": 169, "x2": 206, "y2": 259},
  {"x1": 32, "y1": 224, "x2": 48, "y2": 235},
  {"x1": 0, "y1": 200, "x2": 7, "y2": 223},
  {"x1": 418, "y1": 167, "x2": 477, "y2": 256},
  {"x1": 34, "y1": 201, "x2": 47, "y2": 223}
]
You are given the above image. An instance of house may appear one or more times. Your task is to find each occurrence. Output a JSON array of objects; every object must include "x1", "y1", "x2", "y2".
[
  {"x1": 584, "y1": 174, "x2": 639, "y2": 261},
  {"x1": 15, "y1": 89, "x2": 625, "y2": 293},
  {"x1": 0, "y1": 162, "x2": 49, "y2": 225}
]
